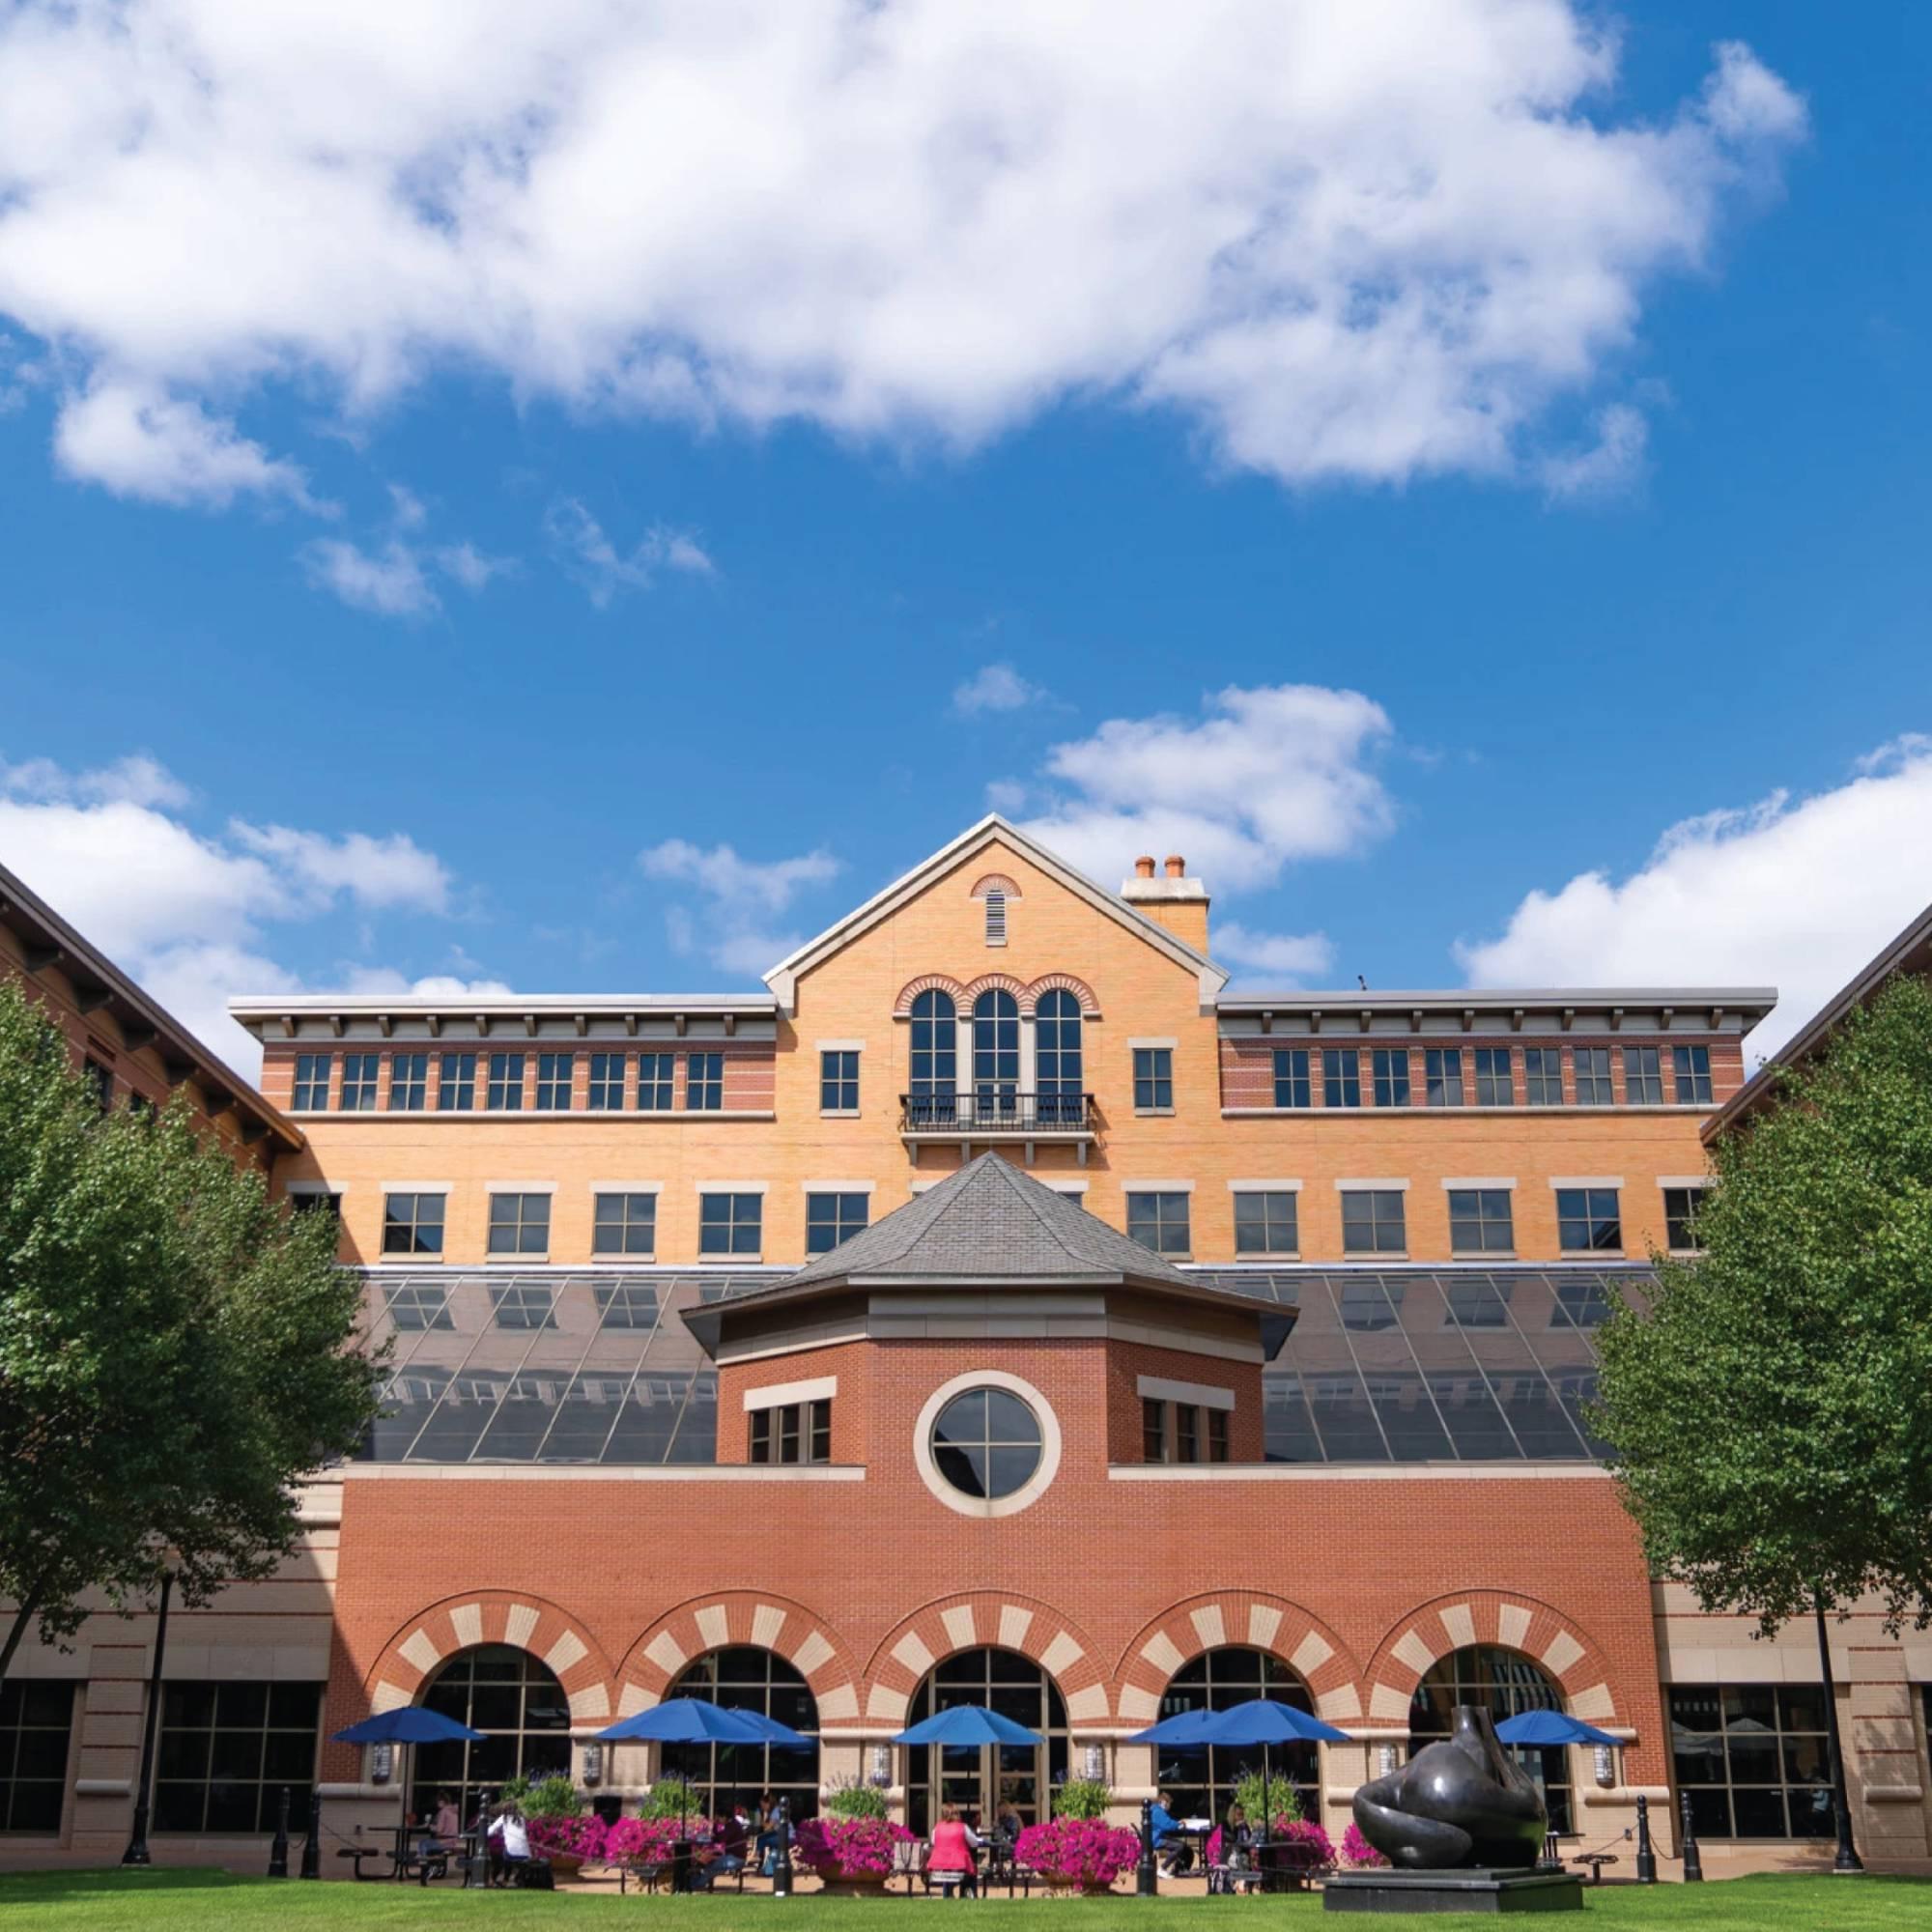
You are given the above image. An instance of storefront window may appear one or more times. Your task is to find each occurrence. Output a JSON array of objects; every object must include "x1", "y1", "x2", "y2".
[
  {"x1": 1668, "y1": 1685, "x2": 1833, "y2": 1839},
  {"x1": 667, "y1": 1648, "x2": 820, "y2": 1820}
]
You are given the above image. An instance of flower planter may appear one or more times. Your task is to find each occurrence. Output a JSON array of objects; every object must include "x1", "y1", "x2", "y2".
[{"x1": 815, "y1": 1868, "x2": 894, "y2": 1895}]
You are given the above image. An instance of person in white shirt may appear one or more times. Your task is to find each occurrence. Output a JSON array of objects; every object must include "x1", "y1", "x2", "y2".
[{"x1": 497, "y1": 1804, "x2": 531, "y2": 1885}]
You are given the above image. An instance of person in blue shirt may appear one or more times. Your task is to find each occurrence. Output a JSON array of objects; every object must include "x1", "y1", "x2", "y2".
[{"x1": 1149, "y1": 1789, "x2": 1188, "y2": 1874}]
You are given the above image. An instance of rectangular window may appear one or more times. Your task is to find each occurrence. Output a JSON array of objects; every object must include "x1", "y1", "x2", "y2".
[
  {"x1": 1668, "y1": 1685, "x2": 1833, "y2": 1841},
  {"x1": 586, "y1": 1053, "x2": 626, "y2": 1110},
  {"x1": 637, "y1": 1053, "x2": 675, "y2": 1111},
  {"x1": 387, "y1": 1052, "x2": 428, "y2": 1111},
  {"x1": 1664, "y1": 1186, "x2": 1707, "y2": 1253},
  {"x1": 81, "y1": 1056, "x2": 112, "y2": 1114},
  {"x1": 291, "y1": 1054, "x2": 331, "y2": 1112},
  {"x1": 0, "y1": 1679, "x2": 73, "y2": 1833},
  {"x1": 1144, "y1": 1398, "x2": 1230, "y2": 1465},
  {"x1": 1271, "y1": 1048, "x2": 1311, "y2": 1109},
  {"x1": 1424, "y1": 1047, "x2": 1464, "y2": 1107},
  {"x1": 1322, "y1": 1048, "x2": 1361, "y2": 1108},
  {"x1": 289, "y1": 1190, "x2": 340, "y2": 1219},
  {"x1": 486, "y1": 1052, "x2": 525, "y2": 1111},
  {"x1": 1233, "y1": 1189, "x2": 1298, "y2": 1256},
  {"x1": 337, "y1": 1053, "x2": 380, "y2": 1111},
  {"x1": 1623, "y1": 1045, "x2": 1663, "y2": 1105},
  {"x1": 1573, "y1": 1046, "x2": 1613, "y2": 1106},
  {"x1": 1472, "y1": 1047, "x2": 1513, "y2": 1107},
  {"x1": 1175, "y1": 1403, "x2": 1200, "y2": 1463},
  {"x1": 1126, "y1": 1190, "x2": 1191, "y2": 1256},
  {"x1": 1522, "y1": 1047, "x2": 1563, "y2": 1107},
  {"x1": 1341, "y1": 1189, "x2": 1406, "y2": 1255},
  {"x1": 750, "y1": 1398, "x2": 831, "y2": 1466},
  {"x1": 1674, "y1": 1044, "x2": 1714, "y2": 1105},
  {"x1": 592, "y1": 1191, "x2": 657, "y2": 1256},
  {"x1": 1448, "y1": 1188, "x2": 1515, "y2": 1254},
  {"x1": 1556, "y1": 1187, "x2": 1622, "y2": 1253},
  {"x1": 806, "y1": 1191, "x2": 869, "y2": 1255},
  {"x1": 1208, "y1": 1407, "x2": 1230, "y2": 1463},
  {"x1": 437, "y1": 1052, "x2": 476, "y2": 1111},
  {"x1": 486, "y1": 1191, "x2": 551, "y2": 1256},
  {"x1": 820, "y1": 1049, "x2": 860, "y2": 1113},
  {"x1": 153, "y1": 1682, "x2": 322, "y2": 1835},
  {"x1": 1372, "y1": 1048, "x2": 1410, "y2": 1108},
  {"x1": 1142, "y1": 1397, "x2": 1166, "y2": 1463},
  {"x1": 685, "y1": 1051, "x2": 723, "y2": 1112},
  {"x1": 1133, "y1": 1046, "x2": 1174, "y2": 1111},
  {"x1": 699, "y1": 1191, "x2": 763, "y2": 1256},
  {"x1": 382, "y1": 1191, "x2": 445, "y2": 1258},
  {"x1": 533, "y1": 1052, "x2": 574, "y2": 1110}
]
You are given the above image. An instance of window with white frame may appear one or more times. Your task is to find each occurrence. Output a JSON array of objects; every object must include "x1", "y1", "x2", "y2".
[
  {"x1": 486, "y1": 1052, "x2": 525, "y2": 1111},
  {"x1": 292, "y1": 1053, "x2": 331, "y2": 1112},
  {"x1": 1556, "y1": 1187, "x2": 1621, "y2": 1252},
  {"x1": 1424, "y1": 1047, "x2": 1464, "y2": 1107},
  {"x1": 1372, "y1": 1047, "x2": 1409, "y2": 1107},
  {"x1": 819, "y1": 1049, "x2": 859, "y2": 1113},
  {"x1": 805, "y1": 1191, "x2": 869, "y2": 1254},
  {"x1": 1126, "y1": 1190, "x2": 1191, "y2": 1256},
  {"x1": 388, "y1": 1053, "x2": 428, "y2": 1111},
  {"x1": 534, "y1": 1052, "x2": 574, "y2": 1110},
  {"x1": 1673, "y1": 1044, "x2": 1714, "y2": 1105},
  {"x1": 438, "y1": 1052, "x2": 476, "y2": 1110},
  {"x1": 1134, "y1": 1046, "x2": 1174, "y2": 1111},
  {"x1": 1233, "y1": 1189, "x2": 1297, "y2": 1256},
  {"x1": 338, "y1": 1053, "x2": 380, "y2": 1111},
  {"x1": 1622, "y1": 1045, "x2": 1663, "y2": 1104},
  {"x1": 637, "y1": 1052, "x2": 675, "y2": 1111},
  {"x1": 1447, "y1": 1188, "x2": 1515, "y2": 1254},
  {"x1": 1472, "y1": 1047, "x2": 1513, "y2": 1106},
  {"x1": 1573, "y1": 1047, "x2": 1613, "y2": 1106},
  {"x1": 592, "y1": 1192, "x2": 657, "y2": 1256},
  {"x1": 1522, "y1": 1047, "x2": 1563, "y2": 1107},
  {"x1": 1322, "y1": 1048, "x2": 1361, "y2": 1107},
  {"x1": 685, "y1": 1052, "x2": 724, "y2": 1112},
  {"x1": 587, "y1": 1053, "x2": 626, "y2": 1110},
  {"x1": 1342, "y1": 1188, "x2": 1406, "y2": 1254},
  {"x1": 699, "y1": 1191, "x2": 762, "y2": 1256},
  {"x1": 383, "y1": 1191, "x2": 445, "y2": 1258},
  {"x1": 487, "y1": 1191, "x2": 551, "y2": 1255}
]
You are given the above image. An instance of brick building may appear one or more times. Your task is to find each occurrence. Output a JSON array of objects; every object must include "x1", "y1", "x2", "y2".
[{"x1": 3, "y1": 817, "x2": 1929, "y2": 1875}]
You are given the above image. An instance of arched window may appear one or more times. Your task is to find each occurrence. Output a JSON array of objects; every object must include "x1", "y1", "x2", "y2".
[
  {"x1": 1152, "y1": 1647, "x2": 1317, "y2": 1826},
  {"x1": 972, "y1": 989, "x2": 1019, "y2": 1119},
  {"x1": 904, "y1": 1647, "x2": 1067, "y2": 1836},
  {"x1": 412, "y1": 1644, "x2": 571, "y2": 1825},
  {"x1": 909, "y1": 991, "x2": 957, "y2": 1123},
  {"x1": 668, "y1": 1648, "x2": 820, "y2": 1820},
  {"x1": 1411, "y1": 1646, "x2": 1572, "y2": 1834},
  {"x1": 1034, "y1": 989, "x2": 1083, "y2": 1126}
]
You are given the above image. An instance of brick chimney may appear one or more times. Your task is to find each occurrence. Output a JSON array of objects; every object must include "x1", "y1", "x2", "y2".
[{"x1": 1121, "y1": 852, "x2": 1210, "y2": 953}]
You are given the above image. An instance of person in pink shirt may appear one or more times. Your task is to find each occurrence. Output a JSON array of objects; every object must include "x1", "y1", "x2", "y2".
[{"x1": 928, "y1": 1804, "x2": 981, "y2": 1897}]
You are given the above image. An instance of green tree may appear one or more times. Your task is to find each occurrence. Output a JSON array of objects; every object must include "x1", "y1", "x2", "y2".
[
  {"x1": 0, "y1": 980, "x2": 383, "y2": 1680},
  {"x1": 1593, "y1": 974, "x2": 1932, "y2": 1637}
]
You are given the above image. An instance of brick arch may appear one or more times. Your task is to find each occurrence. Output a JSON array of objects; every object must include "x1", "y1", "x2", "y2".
[
  {"x1": 961, "y1": 973, "x2": 1028, "y2": 1009},
  {"x1": 967, "y1": 873, "x2": 1022, "y2": 900},
  {"x1": 893, "y1": 973, "x2": 966, "y2": 1018},
  {"x1": 361, "y1": 1589, "x2": 618, "y2": 1730},
  {"x1": 1023, "y1": 972, "x2": 1099, "y2": 1018},
  {"x1": 1113, "y1": 1591, "x2": 1365, "y2": 1727},
  {"x1": 864, "y1": 1593, "x2": 1111, "y2": 1729},
  {"x1": 1361, "y1": 1590, "x2": 1622, "y2": 1729},
  {"x1": 613, "y1": 1591, "x2": 863, "y2": 1728}
]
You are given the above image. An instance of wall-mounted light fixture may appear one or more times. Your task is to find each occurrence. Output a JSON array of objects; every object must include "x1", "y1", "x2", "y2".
[
  {"x1": 1377, "y1": 1744, "x2": 1398, "y2": 1778},
  {"x1": 1593, "y1": 1744, "x2": 1615, "y2": 1787},
  {"x1": 869, "y1": 1744, "x2": 893, "y2": 1788},
  {"x1": 582, "y1": 1743, "x2": 604, "y2": 1787},
  {"x1": 1081, "y1": 1744, "x2": 1105, "y2": 1783},
  {"x1": 370, "y1": 1742, "x2": 394, "y2": 1785}
]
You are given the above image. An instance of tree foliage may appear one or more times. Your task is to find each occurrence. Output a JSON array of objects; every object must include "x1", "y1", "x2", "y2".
[
  {"x1": 0, "y1": 980, "x2": 382, "y2": 1678},
  {"x1": 1594, "y1": 974, "x2": 1932, "y2": 1635}
]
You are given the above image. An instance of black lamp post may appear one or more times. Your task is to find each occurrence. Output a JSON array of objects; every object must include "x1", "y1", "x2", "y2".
[
  {"x1": 121, "y1": 1570, "x2": 173, "y2": 1866},
  {"x1": 1812, "y1": 1594, "x2": 1864, "y2": 1873},
  {"x1": 1136, "y1": 1797, "x2": 1158, "y2": 1896},
  {"x1": 1633, "y1": 1793, "x2": 1656, "y2": 1884}
]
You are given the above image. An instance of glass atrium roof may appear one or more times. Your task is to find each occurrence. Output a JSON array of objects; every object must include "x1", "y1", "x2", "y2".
[{"x1": 355, "y1": 1264, "x2": 1651, "y2": 1467}]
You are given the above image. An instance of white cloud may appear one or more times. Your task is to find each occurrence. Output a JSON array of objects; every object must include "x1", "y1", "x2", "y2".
[
  {"x1": 1456, "y1": 737, "x2": 1932, "y2": 1062},
  {"x1": 984, "y1": 779, "x2": 1030, "y2": 814},
  {"x1": 1212, "y1": 922, "x2": 1336, "y2": 981},
  {"x1": 1022, "y1": 683, "x2": 1396, "y2": 891},
  {"x1": 299, "y1": 536, "x2": 440, "y2": 616},
  {"x1": 640, "y1": 837, "x2": 838, "y2": 975},
  {"x1": 52, "y1": 379, "x2": 324, "y2": 510},
  {"x1": 0, "y1": 753, "x2": 462, "y2": 1069},
  {"x1": 0, "y1": 8, "x2": 1802, "y2": 497},
  {"x1": 1540, "y1": 403, "x2": 1648, "y2": 500},
  {"x1": 436, "y1": 540, "x2": 515, "y2": 591},
  {"x1": 545, "y1": 498, "x2": 715, "y2": 607},
  {"x1": 953, "y1": 664, "x2": 1047, "y2": 716}
]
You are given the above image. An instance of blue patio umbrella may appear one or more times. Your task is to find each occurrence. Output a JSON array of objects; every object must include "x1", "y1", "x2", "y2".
[
  {"x1": 594, "y1": 1699, "x2": 813, "y2": 1838},
  {"x1": 332, "y1": 1706, "x2": 486, "y2": 1854},
  {"x1": 1129, "y1": 1706, "x2": 1217, "y2": 1745},
  {"x1": 1495, "y1": 1711, "x2": 1621, "y2": 1749},
  {"x1": 893, "y1": 1704, "x2": 1041, "y2": 1747},
  {"x1": 1130, "y1": 1699, "x2": 1352, "y2": 1839}
]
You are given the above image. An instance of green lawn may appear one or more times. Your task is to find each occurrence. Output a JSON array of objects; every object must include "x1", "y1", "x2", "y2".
[{"x1": 0, "y1": 1870, "x2": 1928, "y2": 1932}]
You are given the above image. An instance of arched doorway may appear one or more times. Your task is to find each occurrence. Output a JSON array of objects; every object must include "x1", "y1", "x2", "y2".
[
  {"x1": 1152, "y1": 1647, "x2": 1318, "y2": 1824},
  {"x1": 667, "y1": 1648, "x2": 821, "y2": 1819},
  {"x1": 905, "y1": 1647, "x2": 1067, "y2": 1834},
  {"x1": 1410, "y1": 1645, "x2": 1574, "y2": 1833},
  {"x1": 972, "y1": 989, "x2": 1019, "y2": 1120},
  {"x1": 412, "y1": 1644, "x2": 571, "y2": 1823}
]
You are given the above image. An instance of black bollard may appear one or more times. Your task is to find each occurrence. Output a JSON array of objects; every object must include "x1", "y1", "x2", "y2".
[
  {"x1": 772, "y1": 1796, "x2": 793, "y2": 1897},
  {"x1": 268, "y1": 1785, "x2": 291, "y2": 1878},
  {"x1": 299, "y1": 1789, "x2": 323, "y2": 1880},
  {"x1": 1136, "y1": 1797, "x2": 1158, "y2": 1896},
  {"x1": 1679, "y1": 1793, "x2": 1702, "y2": 1883},
  {"x1": 1633, "y1": 1793, "x2": 1656, "y2": 1884}
]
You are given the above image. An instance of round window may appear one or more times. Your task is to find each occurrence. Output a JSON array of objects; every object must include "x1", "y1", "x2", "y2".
[{"x1": 929, "y1": 1387, "x2": 1043, "y2": 1500}]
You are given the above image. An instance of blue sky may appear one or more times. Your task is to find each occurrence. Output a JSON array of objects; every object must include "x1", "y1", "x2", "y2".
[{"x1": 0, "y1": 1, "x2": 1925, "y2": 1071}]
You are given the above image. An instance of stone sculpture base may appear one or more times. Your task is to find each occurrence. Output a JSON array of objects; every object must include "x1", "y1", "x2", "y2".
[{"x1": 1323, "y1": 1866, "x2": 1583, "y2": 1915}]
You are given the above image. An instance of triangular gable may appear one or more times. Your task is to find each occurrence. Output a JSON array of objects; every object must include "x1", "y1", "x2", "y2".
[{"x1": 762, "y1": 814, "x2": 1228, "y2": 1013}]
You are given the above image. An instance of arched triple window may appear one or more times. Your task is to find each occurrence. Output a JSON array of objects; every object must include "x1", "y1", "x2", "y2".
[
  {"x1": 904, "y1": 1648, "x2": 1067, "y2": 1836},
  {"x1": 1410, "y1": 1646, "x2": 1573, "y2": 1834},
  {"x1": 1034, "y1": 989, "x2": 1084, "y2": 1127},
  {"x1": 909, "y1": 990, "x2": 957, "y2": 1126},
  {"x1": 972, "y1": 989, "x2": 1019, "y2": 1122},
  {"x1": 412, "y1": 1644, "x2": 571, "y2": 1825},
  {"x1": 1151, "y1": 1647, "x2": 1318, "y2": 1825},
  {"x1": 667, "y1": 1648, "x2": 821, "y2": 1821}
]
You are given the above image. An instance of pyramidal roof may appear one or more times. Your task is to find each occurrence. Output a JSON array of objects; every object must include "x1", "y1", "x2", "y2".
[{"x1": 787, "y1": 1151, "x2": 1193, "y2": 1290}]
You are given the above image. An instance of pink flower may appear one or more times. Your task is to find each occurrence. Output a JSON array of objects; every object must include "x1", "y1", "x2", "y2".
[
  {"x1": 1342, "y1": 1823, "x2": 1388, "y2": 1868},
  {"x1": 1015, "y1": 1818, "x2": 1142, "y2": 1888},
  {"x1": 794, "y1": 1815, "x2": 915, "y2": 1877}
]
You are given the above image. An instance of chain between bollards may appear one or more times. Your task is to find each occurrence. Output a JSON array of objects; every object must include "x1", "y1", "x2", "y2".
[{"x1": 267, "y1": 1785, "x2": 291, "y2": 1878}]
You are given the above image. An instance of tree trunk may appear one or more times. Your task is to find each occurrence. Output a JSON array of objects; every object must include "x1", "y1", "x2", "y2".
[{"x1": 0, "y1": 1577, "x2": 50, "y2": 1686}]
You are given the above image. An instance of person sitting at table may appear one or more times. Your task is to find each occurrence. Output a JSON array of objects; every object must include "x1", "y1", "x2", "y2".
[
  {"x1": 1149, "y1": 1789, "x2": 1188, "y2": 1874},
  {"x1": 432, "y1": 1789, "x2": 462, "y2": 1852},
  {"x1": 694, "y1": 1802, "x2": 751, "y2": 1889},
  {"x1": 754, "y1": 1791, "x2": 784, "y2": 1875},
  {"x1": 1215, "y1": 1803, "x2": 1261, "y2": 1894},
  {"x1": 993, "y1": 1798, "x2": 1022, "y2": 1844},
  {"x1": 497, "y1": 1802, "x2": 532, "y2": 1888},
  {"x1": 928, "y1": 1804, "x2": 981, "y2": 1896}
]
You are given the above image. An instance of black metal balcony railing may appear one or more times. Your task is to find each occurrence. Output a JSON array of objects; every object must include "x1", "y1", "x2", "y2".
[{"x1": 899, "y1": 1092, "x2": 1095, "y2": 1133}]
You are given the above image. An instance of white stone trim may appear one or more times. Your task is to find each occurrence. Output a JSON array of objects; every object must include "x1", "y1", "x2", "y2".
[
  {"x1": 743, "y1": 1375, "x2": 838, "y2": 1412},
  {"x1": 696, "y1": 1179, "x2": 771, "y2": 1194},
  {"x1": 381, "y1": 1180, "x2": 453, "y2": 1194},
  {"x1": 343, "y1": 1462, "x2": 867, "y2": 1482},
  {"x1": 1127, "y1": 1037, "x2": 1179, "y2": 1050},
  {"x1": 800, "y1": 1179, "x2": 876, "y2": 1194},
  {"x1": 1045, "y1": 1179, "x2": 1090, "y2": 1195},
  {"x1": 588, "y1": 1180, "x2": 664, "y2": 1194},
  {"x1": 484, "y1": 1180, "x2": 558, "y2": 1195},
  {"x1": 1440, "y1": 1177, "x2": 1516, "y2": 1191},
  {"x1": 815, "y1": 1039, "x2": 866, "y2": 1052},
  {"x1": 1136, "y1": 1375, "x2": 1236, "y2": 1412},
  {"x1": 1333, "y1": 1178, "x2": 1408, "y2": 1191},
  {"x1": 1549, "y1": 1177, "x2": 1623, "y2": 1190},
  {"x1": 284, "y1": 1179, "x2": 346, "y2": 1194},
  {"x1": 1227, "y1": 1178, "x2": 1302, "y2": 1192},
  {"x1": 1122, "y1": 1179, "x2": 1195, "y2": 1194},
  {"x1": 1656, "y1": 1176, "x2": 1710, "y2": 1191},
  {"x1": 1109, "y1": 1463, "x2": 1613, "y2": 1483},
  {"x1": 911, "y1": 1369, "x2": 1062, "y2": 1520}
]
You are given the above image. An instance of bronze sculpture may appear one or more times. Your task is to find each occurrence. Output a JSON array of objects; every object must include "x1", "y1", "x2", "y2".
[{"x1": 1351, "y1": 1705, "x2": 1547, "y2": 1869}]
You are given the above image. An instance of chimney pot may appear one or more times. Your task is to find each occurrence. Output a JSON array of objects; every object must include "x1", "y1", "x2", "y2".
[
  {"x1": 1134, "y1": 855, "x2": 1156, "y2": 878},
  {"x1": 1164, "y1": 855, "x2": 1185, "y2": 878}
]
